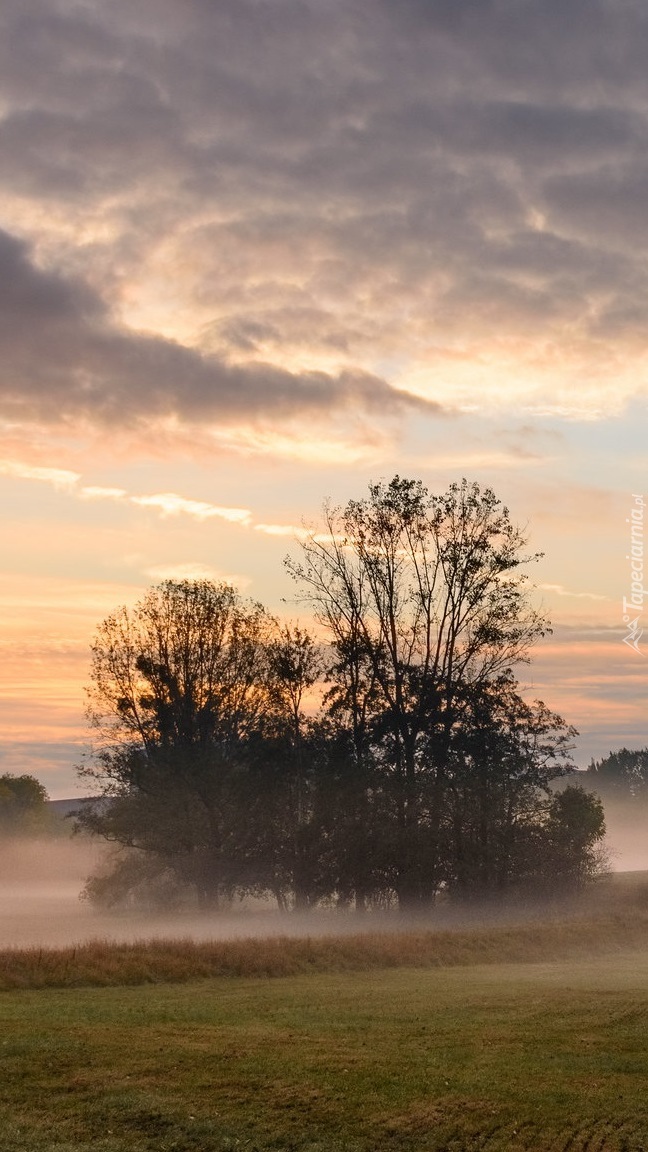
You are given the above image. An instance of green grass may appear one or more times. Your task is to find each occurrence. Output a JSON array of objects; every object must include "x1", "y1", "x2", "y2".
[{"x1": 3, "y1": 953, "x2": 648, "y2": 1151}]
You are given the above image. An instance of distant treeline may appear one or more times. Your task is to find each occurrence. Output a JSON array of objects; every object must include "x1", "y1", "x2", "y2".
[
  {"x1": 76, "y1": 477, "x2": 606, "y2": 914},
  {"x1": 579, "y1": 749, "x2": 648, "y2": 804}
]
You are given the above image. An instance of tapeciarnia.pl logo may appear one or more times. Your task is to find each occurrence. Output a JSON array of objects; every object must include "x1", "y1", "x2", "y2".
[{"x1": 623, "y1": 493, "x2": 645, "y2": 655}]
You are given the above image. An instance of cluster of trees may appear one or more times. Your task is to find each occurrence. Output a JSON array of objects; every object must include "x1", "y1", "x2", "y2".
[
  {"x1": 78, "y1": 477, "x2": 606, "y2": 913},
  {"x1": 583, "y1": 749, "x2": 648, "y2": 803}
]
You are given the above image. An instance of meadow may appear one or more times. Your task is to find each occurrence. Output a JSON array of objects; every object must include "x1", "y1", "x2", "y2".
[
  {"x1": 3, "y1": 883, "x2": 648, "y2": 1152},
  {"x1": 2, "y1": 953, "x2": 648, "y2": 1151}
]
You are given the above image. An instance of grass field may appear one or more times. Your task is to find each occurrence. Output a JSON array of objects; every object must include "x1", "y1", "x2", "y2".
[
  {"x1": 3, "y1": 942, "x2": 648, "y2": 1150},
  {"x1": 3, "y1": 874, "x2": 648, "y2": 1150}
]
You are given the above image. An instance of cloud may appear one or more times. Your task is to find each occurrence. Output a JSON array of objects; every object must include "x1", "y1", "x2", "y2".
[
  {"x1": 1, "y1": 0, "x2": 648, "y2": 434},
  {"x1": 130, "y1": 492, "x2": 252, "y2": 522},
  {"x1": 80, "y1": 486, "x2": 128, "y2": 500},
  {"x1": 254, "y1": 523, "x2": 346, "y2": 547},
  {"x1": 0, "y1": 227, "x2": 438, "y2": 435},
  {"x1": 0, "y1": 454, "x2": 251, "y2": 525},
  {"x1": 539, "y1": 583, "x2": 608, "y2": 602},
  {"x1": 0, "y1": 458, "x2": 80, "y2": 488},
  {"x1": 254, "y1": 523, "x2": 310, "y2": 540},
  {"x1": 0, "y1": 450, "x2": 358, "y2": 547}
]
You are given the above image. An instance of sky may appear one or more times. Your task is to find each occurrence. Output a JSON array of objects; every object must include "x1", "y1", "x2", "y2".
[{"x1": 1, "y1": 0, "x2": 647, "y2": 797}]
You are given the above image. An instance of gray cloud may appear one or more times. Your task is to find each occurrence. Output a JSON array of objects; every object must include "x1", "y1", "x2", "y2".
[
  {"x1": 0, "y1": 229, "x2": 433, "y2": 426},
  {"x1": 2, "y1": 0, "x2": 648, "y2": 422}
]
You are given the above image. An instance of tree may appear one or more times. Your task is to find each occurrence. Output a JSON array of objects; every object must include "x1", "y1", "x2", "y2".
[
  {"x1": 86, "y1": 580, "x2": 273, "y2": 758},
  {"x1": 0, "y1": 773, "x2": 49, "y2": 836},
  {"x1": 287, "y1": 476, "x2": 550, "y2": 911},
  {"x1": 584, "y1": 748, "x2": 648, "y2": 803},
  {"x1": 79, "y1": 579, "x2": 281, "y2": 906},
  {"x1": 266, "y1": 624, "x2": 324, "y2": 909},
  {"x1": 540, "y1": 785, "x2": 607, "y2": 893},
  {"x1": 441, "y1": 676, "x2": 578, "y2": 898}
]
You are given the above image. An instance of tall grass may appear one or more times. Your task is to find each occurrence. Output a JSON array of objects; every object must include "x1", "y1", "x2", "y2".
[{"x1": 2, "y1": 909, "x2": 648, "y2": 990}]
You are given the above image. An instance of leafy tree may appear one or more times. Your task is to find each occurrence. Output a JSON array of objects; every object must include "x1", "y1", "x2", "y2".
[
  {"x1": 78, "y1": 580, "x2": 283, "y2": 906},
  {"x1": 81, "y1": 846, "x2": 194, "y2": 911},
  {"x1": 0, "y1": 773, "x2": 49, "y2": 836},
  {"x1": 86, "y1": 579, "x2": 274, "y2": 758},
  {"x1": 540, "y1": 785, "x2": 607, "y2": 892},
  {"x1": 441, "y1": 676, "x2": 578, "y2": 899}
]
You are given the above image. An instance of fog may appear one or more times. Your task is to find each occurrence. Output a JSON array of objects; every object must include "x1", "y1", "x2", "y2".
[
  {"x1": 596, "y1": 805, "x2": 648, "y2": 873},
  {"x1": 0, "y1": 838, "x2": 378, "y2": 949},
  {"x1": 1, "y1": 818, "x2": 648, "y2": 950}
]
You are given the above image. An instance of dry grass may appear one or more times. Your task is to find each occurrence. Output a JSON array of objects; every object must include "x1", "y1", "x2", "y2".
[{"x1": 2, "y1": 908, "x2": 648, "y2": 990}]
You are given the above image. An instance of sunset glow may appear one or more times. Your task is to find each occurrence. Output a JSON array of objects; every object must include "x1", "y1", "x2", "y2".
[{"x1": 1, "y1": 0, "x2": 647, "y2": 794}]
